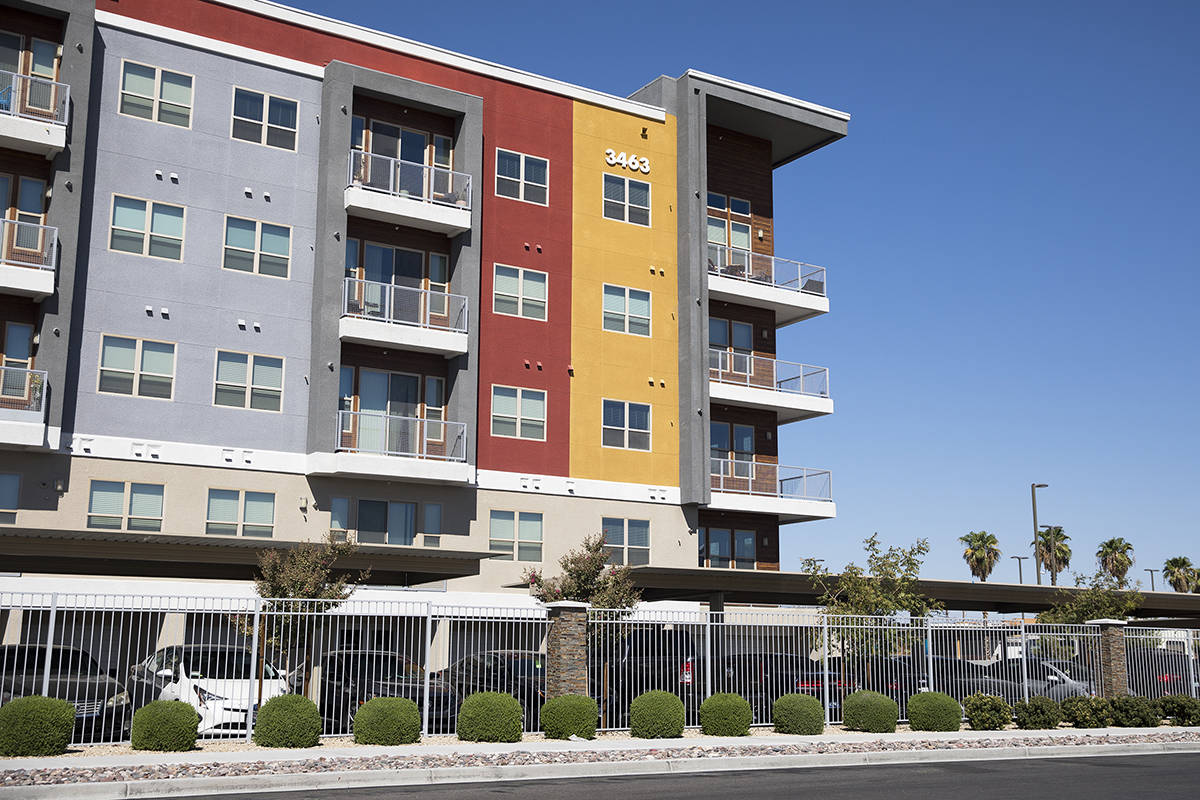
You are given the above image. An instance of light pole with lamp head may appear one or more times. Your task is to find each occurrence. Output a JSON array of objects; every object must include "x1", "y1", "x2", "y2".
[
  {"x1": 1145, "y1": 568, "x2": 1159, "y2": 592},
  {"x1": 1011, "y1": 555, "x2": 1029, "y2": 585},
  {"x1": 1031, "y1": 483, "x2": 1048, "y2": 584}
]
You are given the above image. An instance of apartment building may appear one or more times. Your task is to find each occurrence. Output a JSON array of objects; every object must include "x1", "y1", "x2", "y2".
[{"x1": 0, "y1": 0, "x2": 847, "y2": 599}]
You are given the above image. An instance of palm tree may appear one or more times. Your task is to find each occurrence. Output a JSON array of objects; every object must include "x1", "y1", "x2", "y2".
[
  {"x1": 1032, "y1": 526, "x2": 1071, "y2": 586},
  {"x1": 1163, "y1": 557, "x2": 1197, "y2": 593},
  {"x1": 1096, "y1": 538, "x2": 1135, "y2": 582},
  {"x1": 959, "y1": 531, "x2": 1001, "y2": 582}
]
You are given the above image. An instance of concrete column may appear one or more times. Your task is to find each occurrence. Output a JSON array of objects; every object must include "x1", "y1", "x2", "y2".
[
  {"x1": 545, "y1": 601, "x2": 589, "y2": 700},
  {"x1": 1088, "y1": 618, "x2": 1128, "y2": 697}
]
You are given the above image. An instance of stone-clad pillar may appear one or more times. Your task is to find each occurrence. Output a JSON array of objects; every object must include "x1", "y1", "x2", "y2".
[
  {"x1": 545, "y1": 601, "x2": 589, "y2": 699},
  {"x1": 1088, "y1": 618, "x2": 1128, "y2": 698}
]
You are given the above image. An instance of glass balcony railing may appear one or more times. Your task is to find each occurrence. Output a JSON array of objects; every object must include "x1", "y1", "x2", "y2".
[
  {"x1": 708, "y1": 348, "x2": 829, "y2": 398},
  {"x1": 707, "y1": 243, "x2": 827, "y2": 297},
  {"x1": 335, "y1": 410, "x2": 466, "y2": 462},
  {"x1": 0, "y1": 366, "x2": 47, "y2": 415},
  {"x1": 0, "y1": 70, "x2": 69, "y2": 126},
  {"x1": 0, "y1": 218, "x2": 57, "y2": 270},
  {"x1": 342, "y1": 278, "x2": 468, "y2": 333},
  {"x1": 709, "y1": 457, "x2": 832, "y2": 501},
  {"x1": 347, "y1": 150, "x2": 472, "y2": 210}
]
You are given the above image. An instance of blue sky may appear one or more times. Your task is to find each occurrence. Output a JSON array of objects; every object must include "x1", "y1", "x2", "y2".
[{"x1": 296, "y1": 0, "x2": 1199, "y2": 585}]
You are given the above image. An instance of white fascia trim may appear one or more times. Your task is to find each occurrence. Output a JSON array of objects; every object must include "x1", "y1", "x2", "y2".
[
  {"x1": 707, "y1": 381, "x2": 834, "y2": 419},
  {"x1": 69, "y1": 432, "x2": 305, "y2": 474},
  {"x1": 0, "y1": 419, "x2": 47, "y2": 448},
  {"x1": 476, "y1": 469, "x2": 680, "y2": 505},
  {"x1": 95, "y1": 10, "x2": 325, "y2": 78},
  {"x1": 202, "y1": 0, "x2": 666, "y2": 121},
  {"x1": 685, "y1": 69, "x2": 851, "y2": 122},
  {"x1": 338, "y1": 317, "x2": 468, "y2": 357},
  {"x1": 0, "y1": 263, "x2": 55, "y2": 300}
]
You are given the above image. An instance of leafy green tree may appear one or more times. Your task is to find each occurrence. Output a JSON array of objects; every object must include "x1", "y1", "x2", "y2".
[
  {"x1": 1033, "y1": 526, "x2": 1072, "y2": 586},
  {"x1": 522, "y1": 533, "x2": 641, "y2": 609},
  {"x1": 959, "y1": 531, "x2": 1001, "y2": 582},
  {"x1": 1163, "y1": 556, "x2": 1197, "y2": 593},
  {"x1": 1037, "y1": 570, "x2": 1143, "y2": 624},
  {"x1": 1095, "y1": 538, "x2": 1134, "y2": 582},
  {"x1": 801, "y1": 534, "x2": 942, "y2": 618}
]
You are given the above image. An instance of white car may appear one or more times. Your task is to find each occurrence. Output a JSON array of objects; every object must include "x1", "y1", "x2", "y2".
[{"x1": 133, "y1": 645, "x2": 289, "y2": 735}]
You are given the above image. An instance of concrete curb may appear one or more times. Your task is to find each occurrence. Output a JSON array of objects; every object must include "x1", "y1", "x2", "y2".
[{"x1": 5, "y1": 740, "x2": 1200, "y2": 799}]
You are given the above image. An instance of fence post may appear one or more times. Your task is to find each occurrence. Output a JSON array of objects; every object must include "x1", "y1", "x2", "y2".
[
  {"x1": 245, "y1": 598, "x2": 261, "y2": 742},
  {"x1": 704, "y1": 611, "x2": 713, "y2": 701},
  {"x1": 1019, "y1": 622, "x2": 1030, "y2": 704},
  {"x1": 40, "y1": 593, "x2": 58, "y2": 696},
  {"x1": 544, "y1": 601, "x2": 589, "y2": 700},
  {"x1": 924, "y1": 616, "x2": 935, "y2": 695},
  {"x1": 821, "y1": 615, "x2": 830, "y2": 725},
  {"x1": 422, "y1": 602, "x2": 434, "y2": 737},
  {"x1": 1188, "y1": 629, "x2": 1198, "y2": 700},
  {"x1": 1087, "y1": 618, "x2": 1128, "y2": 698}
]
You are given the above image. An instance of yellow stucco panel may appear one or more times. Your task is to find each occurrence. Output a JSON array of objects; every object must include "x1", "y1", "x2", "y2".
[{"x1": 570, "y1": 102, "x2": 679, "y2": 487}]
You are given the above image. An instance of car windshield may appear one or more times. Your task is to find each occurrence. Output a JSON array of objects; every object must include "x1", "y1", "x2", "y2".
[
  {"x1": 1048, "y1": 661, "x2": 1091, "y2": 681},
  {"x1": 180, "y1": 649, "x2": 277, "y2": 680},
  {"x1": 0, "y1": 647, "x2": 100, "y2": 675},
  {"x1": 359, "y1": 656, "x2": 423, "y2": 680},
  {"x1": 504, "y1": 655, "x2": 544, "y2": 676}
]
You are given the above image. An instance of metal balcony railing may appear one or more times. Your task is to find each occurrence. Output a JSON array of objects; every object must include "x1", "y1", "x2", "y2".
[
  {"x1": 347, "y1": 150, "x2": 472, "y2": 210},
  {"x1": 710, "y1": 457, "x2": 832, "y2": 501},
  {"x1": 708, "y1": 348, "x2": 829, "y2": 398},
  {"x1": 0, "y1": 218, "x2": 57, "y2": 271},
  {"x1": 707, "y1": 243, "x2": 827, "y2": 297},
  {"x1": 342, "y1": 278, "x2": 468, "y2": 333},
  {"x1": 0, "y1": 366, "x2": 48, "y2": 414},
  {"x1": 336, "y1": 410, "x2": 466, "y2": 461},
  {"x1": 0, "y1": 70, "x2": 69, "y2": 126}
]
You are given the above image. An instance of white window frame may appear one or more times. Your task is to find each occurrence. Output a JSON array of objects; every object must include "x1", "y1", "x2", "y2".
[
  {"x1": 488, "y1": 510, "x2": 543, "y2": 562},
  {"x1": 213, "y1": 350, "x2": 285, "y2": 412},
  {"x1": 108, "y1": 194, "x2": 186, "y2": 261},
  {"x1": 602, "y1": 173, "x2": 651, "y2": 227},
  {"x1": 86, "y1": 480, "x2": 165, "y2": 532},
  {"x1": 205, "y1": 488, "x2": 275, "y2": 538},
  {"x1": 96, "y1": 335, "x2": 176, "y2": 400},
  {"x1": 494, "y1": 148, "x2": 549, "y2": 206},
  {"x1": 0, "y1": 473, "x2": 18, "y2": 525},
  {"x1": 601, "y1": 398, "x2": 651, "y2": 451},
  {"x1": 492, "y1": 264, "x2": 548, "y2": 321},
  {"x1": 222, "y1": 215, "x2": 292, "y2": 278},
  {"x1": 601, "y1": 283, "x2": 651, "y2": 337},
  {"x1": 117, "y1": 59, "x2": 194, "y2": 128},
  {"x1": 602, "y1": 517, "x2": 650, "y2": 566},
  {"x1": 490, "y1": 384, "x2": 546, "y2": 441},
  {"x1": 230, "y1": 86, "x2": 299, "y2": 151}
]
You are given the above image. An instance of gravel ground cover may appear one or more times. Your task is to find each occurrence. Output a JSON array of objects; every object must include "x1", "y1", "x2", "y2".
[{"x1": 3, "y1": 731, "x2": 1199, "y2": 787}]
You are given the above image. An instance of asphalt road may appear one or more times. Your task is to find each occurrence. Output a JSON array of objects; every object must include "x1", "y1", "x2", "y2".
[{"x1": 169, "y1": 753, "x2": 1200, "y2": 800}]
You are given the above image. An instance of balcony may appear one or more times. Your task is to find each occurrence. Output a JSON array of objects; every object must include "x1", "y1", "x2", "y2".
[
  {"x1": 0, "y1": 366, "x2": 48, "y2": 448},
  {"x1": 706, "y1": 244, "x2": 829, "y2": 326},
  {"x1": 307, "y1": 411, "x2": 472, "y2": 483},
  {"x1": 339, "y1": 278, "x2": 469, "y2": 356},
  {"x1": 0, "y1": 71, "x2": 69, "y2": 157},
  {"x1": 708, "y1": 349, "x2": 832, "y2": 423},
  {"x1": 0, "y1": 218, "x2": 57, "y2": 299},
  {"x1": 707, "y1": 458, "x2": 835, "y2": 523},
  {"x1": 345, "y1": 151, "x2": 472, "y2": 236}
]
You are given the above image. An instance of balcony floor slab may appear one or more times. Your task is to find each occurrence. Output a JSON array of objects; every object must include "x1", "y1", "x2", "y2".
[
  {"x1": 338, "y1": 316, "x2": 468, "y2": 357},
  {"x1": 706, "y1": 491, "x2": 836, "y2": 524},
  {"x1": 307, "y1": 451, "x2": 474, "y2": 484},
  {"x1": 344, "y1": 186, "x2": 471, "y2": 236},
  {"x1": 0, "y1": 115, "x2": 65, "y2": 158},
  {"x1": 708, "y1": 273, "x2": 828, "y2": 327},
  {"x1": 709, "y1": 381, "x2": 833, "y2": 423},
  {"x1": 0, "y1": 263, "x2": 55, "y2": 299}
]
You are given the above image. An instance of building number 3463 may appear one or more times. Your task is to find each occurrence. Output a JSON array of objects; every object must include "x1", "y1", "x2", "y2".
[{"x1": 605, "y1": 149, "x2": 650, "y2": 174}]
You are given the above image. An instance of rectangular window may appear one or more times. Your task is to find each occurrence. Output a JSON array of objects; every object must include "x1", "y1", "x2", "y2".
[
  {"x1": 491, "y1": 386, "x2": 546, "y2": 441},
  {"x1": 110, "y1": 195, "x2": 185, "y2": 260},
  {"x1": 231, "y1": 88, "x2": 298, "y2": 150},
  {"x1": 602, "y1": 284, "x2": 651, "y2": 336},
  {"x1": 119, "y1": 60, "x2": 193, "y2": 127},
  {"x1": 603, "y1": 517, "x2": 650, "y2": 566},
  {"x1": 602, "y1": 174, "x2": 650, "y2": 226},
  {"x1": 495, "y1": 149, "x2": 548, "y2": 205},
  {"x1": 602, "y1": 399, "x2": 650, "y2": 451},
  {"x1": 98, "y1": 336, "x2": 175, "y2": 398},
  {"x1": 492, "y1": 265, "x2": 547, "y2": 320},
  {"x1": 489, "y1": 510, "x2": 542, "y2": 561},
  {"x1": 355, "y1": 499, "x2": 416, "y2": 545},
  {"x1": 223, "y1": 216, "x2": 291, "y2": 278},
  {"x1": 87, "y1": 480, "x2": 164, "y2": 532},
  {"x1": 0, "y1": 473, "x2": 18, "y2": 525},
  {"x1": 424, "y1": 503, "x2": 443, "y2": 535},
  {"x1": 330, "y1": 496, "x2": 349, "y2": 540},
  {"x1": 214, "y1": 351, "x2": 284, "y2": 411},
  {"x1": 205, "y1": 489, "x2": 274, "y2": 538}
]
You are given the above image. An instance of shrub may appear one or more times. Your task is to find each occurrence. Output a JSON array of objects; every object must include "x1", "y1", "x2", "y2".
[
  {"x1": 962, "y1": 693, "x2": 1011, "y2": 731},
  {"x1": 353, "y1": 697, "x2": 421, "y2": 745},
  {"x1": 1061, "y1": 695, "x2": 1113, "y2": 728},
  {"x1": 699, "y1": 693, "x2": 752, "y2": 736},
  {"x1": 457, "y1": 692, "x2": 522, "y2": 743},
  {"x1": 0, "y1": 695, "x2": 75, "y2": 757},
  {"x1": 843, "y1": 690, "x2": 899, "y2": 733},
  {"x1": 1013, "y1": 696, "x2": 1063, "y2": 730},
  {"x1": 1159, "y1": 694, "x2": 1200, "y2": 726},
  {"x1": 252, "y1": 694, "x2": 321, "y2": 748},
  {"x1": 1109, "y1": 695, "x2": 1162, "y2": 728},
  {"x1": 131, "y1": 700, "x2": 199, "y2": 751},
  {"x1": 541, "y1": 694, "x2": 598, "y2": 740},
  {"x1": 907, "y1": 691, "x2": 962, "y2": 732},
  {"x1": 629, "y1": 690, "x2": 684, "y2": 739},
  {"x1": 772, "y1": 693, "x2": 824, "y2": 735}
]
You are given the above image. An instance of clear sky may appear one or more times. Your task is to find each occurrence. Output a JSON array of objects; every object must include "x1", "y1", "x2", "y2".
[{"x1": 294, "y1": 0, "x2": 1199, "y2": 586}]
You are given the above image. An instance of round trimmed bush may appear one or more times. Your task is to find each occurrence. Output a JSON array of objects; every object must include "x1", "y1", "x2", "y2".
[
  {"x1": 1013, "y1": 696, "x2": 1062, "y2": 730},
  {"x1": 1109, "y1": 695, "x2": 1161, "y2": 728},
  {"x1": 1061, "y1": 695, "x2": 1113, "y2": 729},
  {"x1": 629, "y1": 690, "x2": 685, "y2": 739},
  {"x1": 541, "y1": 694, "x2": 598, "y2": 740},
  {"x1": 962, "y1": 693, "x2": 1011, "y2": 731},
  {"x1": 353, "y1": 697, "x2": 421, "y2": 745},
  {"x1": 457, "y1": 692, "x2": 522, "y2": 743},
  {"x1": 131, "y1": 700, "x2": 199, "y2": 751},
  {"x1": 0, "y1": 695, "x2": 75, "y2": 756},
  {"x1": 252, "y1": 694, "x2": 321, "y2": 748},
  {"x1": 907, "y1": 691, "x2": 962, "y2": 732},
  {"x1": 699, "y1": 693, "x2": 752, "y2": 736},
  {"x1": 1159, "y1": 694, "x2": 1200, "y2": 726},
  {"x1": 773, "y1": 693, "x2": 824, "y2": 735},
  {"x1": 843, "y1": 690, "x2": 899, "y2": 733}
]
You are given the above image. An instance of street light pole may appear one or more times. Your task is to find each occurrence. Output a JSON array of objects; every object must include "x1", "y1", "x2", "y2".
[
  {"x1": 1145, "y1": 568, "x2": 1159, "y2": 592},
  {"x1": 1031, "y1": 483, "x2": 1048, "y2": 585},
  {"x1": 1011, "y1": 555, "x2": 1029, "y2": 585}
]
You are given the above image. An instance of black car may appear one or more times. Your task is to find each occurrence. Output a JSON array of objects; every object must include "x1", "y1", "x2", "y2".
[
  {"x1": 319, "y1": 650, "x2": 458, "y2": 734},
  {"x1": 1125, "y1": 647, "x2": 1198, "y2": 699},
  {"x1": 437, "y1": 650, "x2": 545, "y2": 727},
  {"x1": 719, "y1": 652, "x2": 857, "y2": 724},
  {"x1": 590, "y1": 629, "x2": 703, "y2": 728},
  {"x1": 0, "y1": 644, "x2": 131, "y2": 744}
]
